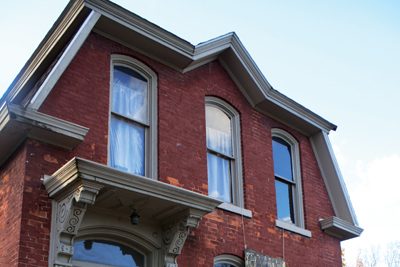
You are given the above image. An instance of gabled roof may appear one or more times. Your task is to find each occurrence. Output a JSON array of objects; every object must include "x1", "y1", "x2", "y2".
[
  {"x1": 1, "y1": 0, "x2": 336, "y2": 135},
  {"x1": 0, "y1": 0, "x2": 361, "y2": 239}
]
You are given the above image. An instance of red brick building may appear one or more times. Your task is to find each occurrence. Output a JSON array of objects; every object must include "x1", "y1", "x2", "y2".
[{"x1": 0, "y1": 1, "x2": 362, "y2": 266}]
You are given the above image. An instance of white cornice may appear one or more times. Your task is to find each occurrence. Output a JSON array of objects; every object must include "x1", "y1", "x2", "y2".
[
  {"x1": 320, "y1": 216, "x2": 363, "y2": 241},
  {"x1": 266, "y1": 88, "x2": 337, "y2": 133},
  {"x1": 29, "y1": 10, "x2": 101, "y2": 109},
  {"x1": 44, "y1": 157, "x2": 222, "y2": 212},
  {"x1": 2, "y1": 0, "x2": 87, "y2": 105},
  {"x1": 0, "y1": 104, "x2": 88, "y2": 166},
  {"x1": 192, "y1": 33, "x2": 234, "y2": 58},
  {"x1": 8, "y1": 104, "x2": 88, "y2": 142},
  {"x1": 84, "y1": 0, "x2": 194, "y2": 57},
  {"x1": 310, "y1": 131, "x2": 359, "y2": 226},
  {"x1": 3, "y1": 0, "x2": 337, "y2": 135}
]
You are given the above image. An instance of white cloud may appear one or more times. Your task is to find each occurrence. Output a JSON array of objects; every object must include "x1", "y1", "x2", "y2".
[{"x1": 342, "y1": 154, "x2": 400, "y2": 267}]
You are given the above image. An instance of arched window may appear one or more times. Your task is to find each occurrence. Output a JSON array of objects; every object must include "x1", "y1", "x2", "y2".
[
  {"x1": 109, "y1": 55, "x2": 157, "y2": 179},
  {"x1": 214, "y1": 254, "x2": 244, "y2": 267},
  {"x1": 205, "y1": 97, "x2": 244, "y2": 209},
  {"x1": 72, "y1": 239, "x2": 145, "y2": 267},
  {"x1": 271, "y1": 128, "x2": 310, "y2": 237}
]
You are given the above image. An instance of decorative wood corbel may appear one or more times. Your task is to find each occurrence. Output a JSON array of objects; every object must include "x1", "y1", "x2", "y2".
[
  {"x1": 53, "y1": 182, "x2": 103, "y2": 267},
  {"x1": 162, "y1": 209, "x2": 204, "y2": 267}
]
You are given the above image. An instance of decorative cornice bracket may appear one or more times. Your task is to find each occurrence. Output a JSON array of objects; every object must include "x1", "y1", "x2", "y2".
[
  {"x1": 52, "y1": 181, "x2": 103, "y2": 267},
  {"x1": 162, "y1": 209, "x2": 205, "y2": 267}
]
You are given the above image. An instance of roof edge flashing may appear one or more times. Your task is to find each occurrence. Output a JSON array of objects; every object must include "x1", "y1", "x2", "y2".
[
  {"x1": 2, "y1": 0, "x2": 88, "y2": 105},
  {"x1": 84, "y1": 0, "x2": 195, "y2": 57},
  {"x1": 310, "y1": 131, "x2": 359, "y2": 226}
]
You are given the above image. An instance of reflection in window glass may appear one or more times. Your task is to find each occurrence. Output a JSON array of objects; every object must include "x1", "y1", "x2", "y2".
[
  {"x1": 272, "y1": 136, "x2": 295, "y2": 224},
  {"x1": 72, "y1": 240, "x2": 144, "y2": 267},
  {"x1": 275, "y1": 180, "x2": 294, "y2": 223},
  {"x1": 206, "y1": 106, "x2": 232, "y2": 156},
  {"x1": 207, "y1": 153, "x2": 231, "y2": 203},
  {"x1": 110, "y1": 65, "x2": 148, "y2": 176},
  {"x1": 110, "y1": 116, "x2": 145, "y2": 175},
  {"x1": 215, "y1": 264, "x2": 235, "y2": 267},
  {"x1": 112, "y1": 66, "x2": 148, "y2": 123},
  {"x1": 272, "y1": 138, "x2": 293, "y2": 180},
  {"x1": 206, "y1": 105, "x2": 233, "y2": 203}
]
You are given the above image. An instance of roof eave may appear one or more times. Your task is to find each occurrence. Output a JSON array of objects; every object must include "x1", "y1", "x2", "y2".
[
  {"x1": 0, "y1": 104, "x2": 88, "y2": 167},
  {"x1": 2, "y1": 0, "x2": 336, "y2": 135},
  {"x1": 1, "y1": 0, "x2": 90, "y2": 106}
]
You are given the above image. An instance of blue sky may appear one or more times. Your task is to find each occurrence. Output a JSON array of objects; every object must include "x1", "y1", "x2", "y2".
[{"x1": 1, "y1": 1, "x2": 399, "y2": 266}]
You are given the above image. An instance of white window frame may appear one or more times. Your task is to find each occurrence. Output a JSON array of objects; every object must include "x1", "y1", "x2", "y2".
[
  {"x1": 271, "y1": 128, "x2": 311, "y2": 237},
  {"x1": 205, "y1": 97, "x2": 251, "y2": 218},
  {"x1": 108, "y1": 54, "x2": 158, "y2": 179},
  {"x1": 214, "y1": 254, "x2": 244, "y2": 267}
]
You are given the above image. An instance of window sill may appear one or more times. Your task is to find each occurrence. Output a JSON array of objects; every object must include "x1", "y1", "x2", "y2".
[
  {"x1": 218, "y1": 202, "x2": 252, "y2": 218},
  {"x1": 275, "y1": 220, "x2": 312, "y2": 238}
]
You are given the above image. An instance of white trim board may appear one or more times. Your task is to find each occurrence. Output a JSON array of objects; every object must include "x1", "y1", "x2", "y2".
[{"x1": 28, "y1": 10, "x2": 101, "y2": 109}]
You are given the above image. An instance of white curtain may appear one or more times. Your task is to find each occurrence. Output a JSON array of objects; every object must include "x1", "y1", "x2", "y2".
[
  {"x1": 206, "y1": 127, "x2": 232, "y2": 156},
  {"x1": 112, "y1": 66, "x2": 148, "y2": 123},
  {"x1": 207, "y1": 152, "x2": 231, "y2": 203},
  {"x1": 206, "y1": 108, "x2": 233, "y2": 203},
  {"x1": 110, "y1": 66, "x2": 147, "y2": 176},
  {"x1": 110, "y1": 116, "x2": 145, "y2": 175}
]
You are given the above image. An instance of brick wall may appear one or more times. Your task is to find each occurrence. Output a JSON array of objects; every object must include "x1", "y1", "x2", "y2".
[
  {"x1": 6, "y1": 32, "x2": 344, "y2": 266},
  {"x1": 0, "y1": 145, "x2": 26, "y2": 266}
]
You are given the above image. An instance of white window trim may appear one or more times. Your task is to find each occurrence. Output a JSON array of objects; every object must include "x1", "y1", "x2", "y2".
[
  {"x1": 205, "y1": 96, "x2": 247, "y2": 214},
  {"x1": 219, "y1": 202, "x2": 252, "y2": 218},
  {"x1": 275, "y1": 219, "x2": 311, "y2": 238},
  {"x1": 108, "y1": 54, "x2": 158, "y2": 179},
  {"x1": 271, "y1": 128, "x2": 308, "y2": 235},
  {"x1": 214, "y1": 254, "x2": 244, "y2": 267}
]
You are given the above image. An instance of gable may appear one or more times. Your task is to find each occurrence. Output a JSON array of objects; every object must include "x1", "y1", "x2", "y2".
[{"x1": 0, "y1": 0, "x2": 361, "y2": 236}]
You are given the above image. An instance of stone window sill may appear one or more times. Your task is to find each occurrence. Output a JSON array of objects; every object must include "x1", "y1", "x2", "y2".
[
  {"x1": 275, "y1": 220, "x2": 312, "y2": 238},
  {"x1": 218, "y1": 202, "x2": 252, "y2": 218}
]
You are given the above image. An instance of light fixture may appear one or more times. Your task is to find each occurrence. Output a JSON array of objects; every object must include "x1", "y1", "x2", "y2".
[
  {"x1": 130, "y1": 210, "x2": 140, "y2": 225},
  {"x1": 84, "y1": 240, "x2": 93, "y2": 250}
]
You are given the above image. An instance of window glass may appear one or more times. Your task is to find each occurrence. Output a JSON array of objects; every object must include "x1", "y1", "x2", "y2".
[
  {"x1": 275, "y1": 180, "x2": 294, "y2": 223},
  {"x1": 206, "y1": 106, "x2": 232, "y2": 156},
  {"x1": 110, "y1": 116, "x2": 145, "y2": 175},
  {"x1": 112, "y1": 66, "x2": 148, "y2": 124},
  {"x1": 272, "y1": 137, "x2": 293, "y2": 180},
  {"x1": 110, "y1": 65, "x2": 149, "y2": 176},
  {"x1": 206, "y1": 105, "x2": 234, "y2": 203},
  {"x1": 207, "y1": 153, "x2": 232, "y2": 202},
  {"x1": 72, "y1": 240, "x2": 145, "y2": 267}
]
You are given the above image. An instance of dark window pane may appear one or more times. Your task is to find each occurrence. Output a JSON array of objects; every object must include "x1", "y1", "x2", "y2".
[
  {"x1": 112, "y1": 66, "x2": 148, "y2": 123},
  {"x1": 206, "y1": 106, "x2": 232, "y2": 156},
  {"x1": 110, "y1": 115, "x2": 145, "y2": 176},
  {"x1": 215, "y1": 264, "x2": 235, "y2": 267},
  {"x1": 275, "y1": 180, "x2": 294, "y2": 223},
  {"x1": 207, "y1": 152, "x2": 232, "y2": 203},
  {"x1": 72, "y1": 240, "x2": 144, "y2": 267},
  {"x1": 272, "y1": 137, "x2": 293, "y2": 180}
]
